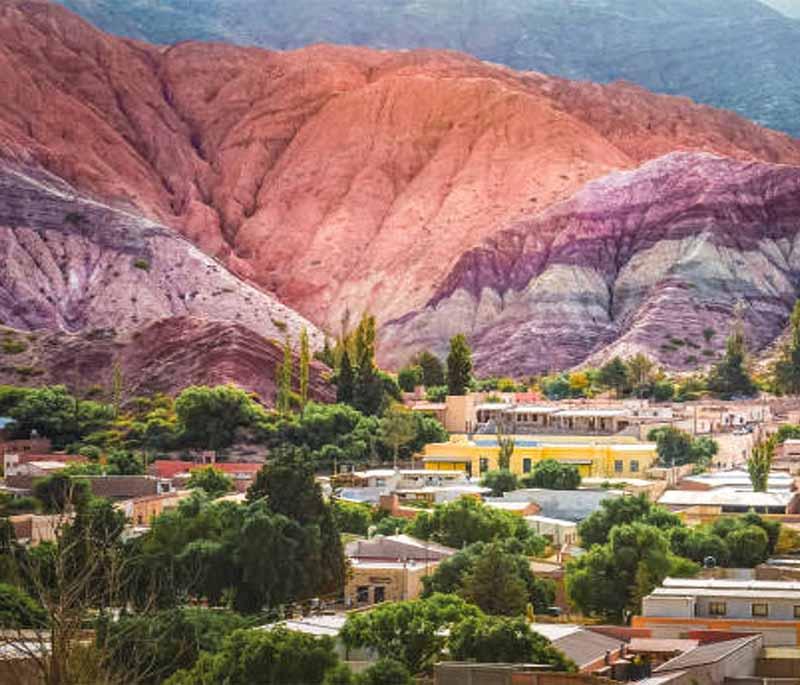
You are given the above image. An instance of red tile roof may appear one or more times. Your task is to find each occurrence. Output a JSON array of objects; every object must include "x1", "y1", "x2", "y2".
[{"x1": 151, "y1": 460, "x2": 263, "y2": 479}]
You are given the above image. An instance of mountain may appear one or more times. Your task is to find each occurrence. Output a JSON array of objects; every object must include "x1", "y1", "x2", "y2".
[
  {"x1": 382, "y1": 153, "x2": 800, "y2": 374},
  {"x1": 53, "y1": 0, "x2": 800, "y2": 138},
  {"x1": 4, "y1": 1, "x2": 800, "y2": 374},
  {"x1": 0, "y1": 161, "x2": 329, "y2": 400}
]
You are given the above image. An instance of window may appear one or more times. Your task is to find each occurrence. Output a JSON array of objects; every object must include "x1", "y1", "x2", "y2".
[
  {"x1": 752, "y1": 603, "x2": 769, "y2": 618},
  {"x1": 373, "y1": 586, "x2": 386, "y2": 603},
  {"x1": 356, "y1": 586, "x2": 369, "y2": 604},
  {"x1": 708, "y1": 601, "x2": 727, "y2": 617},
  {"x1": 794, "y1": 606, "x2": 800, "y2": 619},
  {"x1": 630, "y1": 460, "x2": 639, "y2": 473},
  {"x1": 479, "y1": 458, "x2": 489, "y2": 474},
  {"x1": 614, "y1": 460, "x2": 624, "y2": 473},
  {"x1": 523, "y1": 458, "x2": 532, "y2": 474}
]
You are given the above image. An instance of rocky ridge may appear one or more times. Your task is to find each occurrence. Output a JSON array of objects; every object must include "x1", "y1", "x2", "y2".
[{"x1": 382, "y1": 153, "x2": 800, "y2": 375}]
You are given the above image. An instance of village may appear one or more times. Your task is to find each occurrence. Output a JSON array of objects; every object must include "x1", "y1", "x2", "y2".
[{"x1": 4, "y1": 382, "x2": 800, "y2": 684}]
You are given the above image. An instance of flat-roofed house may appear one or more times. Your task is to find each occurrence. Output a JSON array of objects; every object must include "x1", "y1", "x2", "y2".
[
  {"x1": 635, "y1": 578, "x2": 800, "y2": 646},
  {"x1": 657, "y1": 488, "x2": 800, "y2": 523}
]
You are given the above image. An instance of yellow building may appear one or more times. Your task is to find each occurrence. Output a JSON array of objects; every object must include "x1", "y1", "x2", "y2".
[{"x1": 422, "y1": 434, "x2": 658, "y2": 479}]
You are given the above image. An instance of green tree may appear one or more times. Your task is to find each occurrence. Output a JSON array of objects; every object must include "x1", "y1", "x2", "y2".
[
  {"x1": 626, "y1": 353, "x2": 655, "y2": 398},
  {"x1": 187, "y1": 467, "x2": 234, "y2": 497},
  {"x1": 480, "y1": 469, "x2": 519, "y2": 496},
  {"x1": 175, "y1": 386, "x2": 263, "y2": 453},
  {"x1": 106, "y1": 449, "x2": 146, "y2": 475},
  {"x1": 337, "y1": 348, "x2": 356, "y2": 405},
  {"x1": 300, "y1": 327, "x2": 311, "y2": 408},
  {"x1": 7, "y1": 385, "x2": 82, "y2": 448},
  {"x1": 340, "y1": 594, "x2": 481, "y2": 674},
  {"x1": 707, "y1": 320, "x2": 757, "y2": 398},
  {"x1": 748, "y1": 434, "x2": 776, "y2": 492},
  {"x1": 598, "y1": 357, "x2": 629, "y2": 397},
  {"x1": 446, "y1": 334, "x2": 472, "y2": 396},
  {"x1": 578, "y1": 494, "x2": 682, "y2": 548},
  {"x1": 449, "y1": 615, "x2": 575, "y2": 670},
  {"x1": 774, "y1": 301, "x2": 800, "y2": 395},
  {"x1": 648, "y1": 427, "x2": 696, "y2": 467},
  {"x1": 727, "y1": 525, "x2": 770, "y2": 567},
  {"x1": 164, "y1": 627, "x2": 338, "y2": 685},
  {"x1": 567, "y1": 523, "x2": 693, "y2": 620},
  {"x1": 397, "y1": 365, "x2": 423, "y2": 393},
  {"x1": 496, "y1": 418, "x2": 515, "y2": 470},
  {"x1": 407, "y1": 498, "x2": 546, "y2": 555},
  {"x1": 415, "y1": 351, "x2": 446, "y2": 388},
  {"x1": 33, "y1": 474, "x2": 91, "y2": 514},
  {"x1": 460, "y1": 547, "x2": 530, "y2": 616},
  {"x1": 379, "y1": 403, "x2": 417, "y2": 469},
  {"x1": 276, "y1": 336, "x2": 294, "y2": 414},
  {"x1": 99, "y1": 608, "x2": 251, "y2": 685},
  {"x1": 0, "y1": 582, "x2": 47, "y2": 628},
  {"x1": 358, "y1": 659, "x2": 413, "y2": 685},
  {"x1": 332, "y1": 500, "x2": 372, "y2": 536},
  {"x1": 522, "y1": 459, "x2": 581, "y2": 490}
]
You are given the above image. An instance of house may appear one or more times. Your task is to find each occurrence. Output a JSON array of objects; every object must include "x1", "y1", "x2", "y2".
[
  {"x1": 117, "y1": 490, "x2": 193, "y2": 526},
  {"x1": 422, "y1": 435, "x2": 658, "y2": 479},
  {"x1": 524, "y1": 515, "x2": 579, "y2": 547},
  {"x1": 344, "y1": 534, "x2": 456, "y2": 606},
  {"x1": 9, "y1": 513, "x2": 70, "y2": 545},
  {"x1": 528, "y1": 624, "x2": 625, "y2": 673},
  {"x1": 635, "y1": 578, "x2": 800, "y2": 646},
  {"x1": 263, "y1": 614, "x2": 373, "y2": 661},
  {"x1": 484, "y1": 500, "x2": 541, "y2": 517},
  {"x1": 3, "y1": 452, "x2": 84, "y2": 477},
  {"x1": 676, "y1": 470, "x2": 795, "y2": 492},
  {"x1": 150, "y1": 460, "x2": 262, "y2": 492},
  {"x1": 500, "y1": 488, "x2": 624, "y2": 523},
  {"x1": 657, "y1": 488, "x2": 800, "y2": 522}
]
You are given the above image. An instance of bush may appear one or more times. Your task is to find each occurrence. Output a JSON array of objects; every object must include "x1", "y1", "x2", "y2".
[
  {"x1": 1, "y1": 338, "x2": 27, "y2": 355},
  {"x1": 481, "y1": 469, "x2": 519, "y2": 496},
  {"x1": 133, "y1": 258, "x2": 151, "y2": 271},
  {"x1": 522, "y1": 460, "x2": 581, "y2": 490}
]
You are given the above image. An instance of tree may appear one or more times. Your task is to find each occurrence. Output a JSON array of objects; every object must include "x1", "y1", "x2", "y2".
[
  {"x1": 626, "y1": 353, "x2": 655, "y2": 397},
  {"x1": 340, "y1": 594, "x2": 481, "y2": 674},
  {"x1": 648, "y1": 427, "x2": 696, "y2": 467},
  {"x1": 33, "y1": 474, "x2": 91, "y2": 514},
  {"x1": 446, "y1": 334, "x2": 472, "y2": 396},
  {"x1": 598, "y1": 357, "x2": 629, "y2": 397},
  {"x1": 397, "y1": 365, "x2": 423, "y2": 393},
  {"x1": 522, "y1": 459, "x2": 581, "y2": 490},
  {"x1": 707, "y1": 319, "x2": 757, "y2": 398},
  {"x1": 187, "y1": 467, "x2": 234, "y2": 498},
  {"x1": 247, "y1": 447, "x2": 345, "y2": 598},
  {"x1": 299, "y1": 327, "x2": 311, "y2": 408},
  {"x1": 0, "y1": 583, "x2": 46, "y2": 629},
  {"x1": 99, "y1": 608, "x2": 251, "y2": 685},
  {"x1": 460, "y1": 548, "x2": 530, "y2": 616},
  {"x1": 567, "y1": 523, "x2": 692, "y2": 620},
  {"x1": 727, "y1": 525, "x2": 770, "y2": 567},
  {"x1": 496, "y1": 417, "x2": 515, "y2": 470},
  {"x1": 175, "y1": 386, "x2": 263, "y2": 454},
  {"x1": 748, "y1": 434, "x2": 776, "y2": 492},
  {"x1": 332, "y1": 500, "x2": 372, "y2": 536},
  {"x1": 111, "y1": 360, "x2": 124, "y2": 418},
  {"x1": 407, "y1": 498, "x2": 546, "y2": 555},
  {"x1": 106, "y1": 449, "x2": 145, "y2": 476},
  {"x1": 276, "y1": 336, "x2": 294, "y2": 414},
  {"x1": 423, "y1": 541, "x2": 554, "y2": 614},
  {"x1": 358, "y1": 659, "x2": 413, "y2": 685},
  {"x1": 449, "y1": 615, "x2": 575, "y2": 671},
  {"x1": 415, "y1": 351, "x2": 445, "y2": 388},
  {"x1": 578, "y1": 494, "x2": 682, "y2": 548},
  {"x1": 6, "y1": 385, "x2": 82, "y2": 448},
  {"x1": 774, "y1": 301, "x2": 800, "y2": 395},
  {"x1": 379, "y1": 403, "x2": 417, "y2": 469},
  {"x1": 481, "y1": 470, "x2": 518, "y2": 496},
  {"x1": 337, "y1": 349, "x2": 355, "y2": 405},
  {"x1": 164, "y1": 627, "x2": 338, "y2": 685}
]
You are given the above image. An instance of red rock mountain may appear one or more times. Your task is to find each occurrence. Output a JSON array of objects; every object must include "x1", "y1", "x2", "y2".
[{"x1": 3, "y1": 0, "x2": 800, "y2": 373}]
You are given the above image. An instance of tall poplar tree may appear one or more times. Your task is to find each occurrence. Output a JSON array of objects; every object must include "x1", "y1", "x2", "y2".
[
  {"x1": 299, "y1": 327, "x2": 310, "y2": 408},
  {"x1": 774, "y1": 301, "x2": 800, "y2": 395},
  {"x1": 276, "y1": 337, "x2": 293, "y2": 414},
  {"x1": 447, "y1": 334, "x2": 472, "y2": 396}
]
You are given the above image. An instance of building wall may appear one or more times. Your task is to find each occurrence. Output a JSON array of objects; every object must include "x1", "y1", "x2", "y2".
[
  {"x1": 345, "y1": 562, "x2": 436, "y2": 606},
  {"x1": 423, "y1": 441, "x2": 657, "y2": 479},
  {"x1": 655, "y1": 635, "x2": 762, "y2": 685},
  {"x1": 633, "y1": 616, "x2": 799, "y2": 646}
]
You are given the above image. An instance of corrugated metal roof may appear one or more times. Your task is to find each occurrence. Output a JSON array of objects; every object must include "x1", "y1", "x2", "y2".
[
  {"x1": 654, "y1": 636, "x2": 761, "y2": 673},
  {"x1": 663, "y1": 577, "x2": 800, "y2": 591},
  {"x1": 658, "y1": 488, "x2": 795, "y2": 508},
  {"x1": 548, "y1": 628, "x2": 622, "y2": 668}
]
